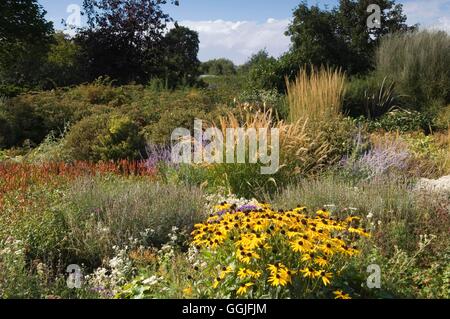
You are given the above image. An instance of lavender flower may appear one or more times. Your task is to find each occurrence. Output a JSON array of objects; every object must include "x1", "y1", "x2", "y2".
[
  {"x1": 145, "y1": 144, "x2": 173, "y2": 169},
  {"x1": 341, "y1": 138, "x2": 410, "y2": 179}
]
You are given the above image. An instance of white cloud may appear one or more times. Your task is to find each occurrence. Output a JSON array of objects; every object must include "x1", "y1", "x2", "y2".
[
  {"x1": 178, "y1": 18, "x2": 291, "y2": 65},
  {"x1": 174, "y1": 1, "x2": 450, "y2": 64},
  {"x1": 402, "y1": 0, "x2": 450, "y2": 32},
  {"x1": 430, "y1": 16, "x2": 450, "y2": 33}
]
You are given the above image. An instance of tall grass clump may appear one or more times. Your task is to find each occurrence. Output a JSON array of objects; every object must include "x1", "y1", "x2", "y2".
[
  {"x1": 286, "y1": 66, "x2": 347, "y2": 126},
  {"x1": 198, "y1": 109, "x2": 333, "y2": 198},
  {"x1": 376, "y1": 31, "x2": 450, "y2": 109}
]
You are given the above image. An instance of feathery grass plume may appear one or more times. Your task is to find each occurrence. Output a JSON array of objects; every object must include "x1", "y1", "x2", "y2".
[
  {"x1": 202, "y1": 109, "x2": 333, "y2": 198},
  {"x1": 286, "y1": 66, "x2": 347, "y2": 127},
  {"x1": 217, "y1": 108, "x2": 332, "y2": 175}
]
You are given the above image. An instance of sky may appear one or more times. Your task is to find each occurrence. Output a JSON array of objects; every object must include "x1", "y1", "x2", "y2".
[{"x1": 38, "y1": 0, "x2": 450, "y2": 65}]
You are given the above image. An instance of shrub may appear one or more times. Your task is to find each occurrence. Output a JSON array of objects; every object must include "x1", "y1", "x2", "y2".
[
  {"x1": 367, "y1": 110, "x2": 434, "y2": 133},
  {"x1": 64, "y1": 113, "x2": 146, "y2": 162},
  {"x1": 144, "y1": 107, "x2": 207, "y2": 145},
  {"x1": 376, "y1": 31, "x2": 450, "y2": 109},
  {"x1": 1, "y1": 83, "x2": 234, "y2": 150},
  {"x1": 95, "y1": 116, "x2": 146, "y2": 161},
  {"x1": 0, "y1": 108, "x2": 15, "y2": 148},
  {"x1": 0, "y1": 96, "x2": 47, "y2": 147},
  {"x1": 0, "y1": 84, "x2": 26, "y2": 97},
  {"x1": 69, "y1": 79, "x2": 130, "y2": 106},
  {"x1": 64, "y1": 113, "x2": 110, "y2": 161},
  {"x1": 246, "y1": 56, "x2": 285, "y2": 92}
]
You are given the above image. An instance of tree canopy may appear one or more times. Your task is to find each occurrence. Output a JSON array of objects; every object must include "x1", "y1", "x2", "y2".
[
  {"x1": 163, "y1": 24, "x2": 201, "y2": 88},
  {"x1": 286, "y1": 0, "x2": 416, "y2": 75},
  {"x1": 76, "y1": 0, "x2": 180, "y2": 84},
  {"x1": 0, "y1": 0, "x2": 54, "y2": 86}
]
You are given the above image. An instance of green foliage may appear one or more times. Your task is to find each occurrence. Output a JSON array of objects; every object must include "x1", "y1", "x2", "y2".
[
  {"x1": 238, "y1": 49, "x2": 274, "y2": 74},
  {"x1": 435, "y1": 104, "x2": 450, "y2": 130},
  {"x1": 0, "y1": 84, "x2": 27, "y2": 97},
  {"x1": 0, "y1": 95, "x2": 47, "y2": 147},
  {"x1": 144, "y1": 107, "x2": 207, "y2": 145},
  {"x1": 41, "y1": 32, "x2": 84, "y2": 88},
  {"x1": 367, "y1": 110, "x2": 434, "y2": 132},
  {"x1": 24, "y1": 130, "x2": 71, "y2": 163},
  {"x1": 163, "y1": 25, "x2": 201, "y2": 88},
  {"x1": 0, "y1": 100, "x2": 15, "y2": 148},
  {"x1": 1, "y1": 84, "x2": 234, "y2": 154},
  {"x1": 64, "y1": 113, "x2": 110, "y2": 161},
  {"x1": 0, "y1": 82, "x2": 124, "y2": 149},
  {"x1": 287, "y1": 3, "x2": 351, "y2": 71},
  {"x1": 245, "y1": 54, "x2": 289, "y2": 92},
  {"x1": 376, "y1": 31, "x2": 450, "y2": 109},
  {"x1": 345, "y1": 75, "x2": 399, "y2": 118},
  {"x1": 286, "y1": 0, "x2": 414, "y2": 75},
  {"x1": 0, "y1": 0, "x2": 54, "y2": 87},
  {"x1": 245, "y1": 0, "x2": 415, "y2": 93},
  {"x1": 201, "y1": 75, "x2": 247, "y2": 102},
  {"x1": 65, "y1": 113, "x2": 145, "y2": 162},
  {"x1": 201, "y1": 59, "x2": 237, "y2": 76},
  {"x1": 95, "y1": 116, "x2": 146, "y2": 161}
]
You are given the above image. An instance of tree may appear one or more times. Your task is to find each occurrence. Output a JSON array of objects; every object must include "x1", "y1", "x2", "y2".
[
  {"x1": 42, "y1": 33, "x2": 84, "y2": 88},
  {"x1": 286, "y1": 0, "x2": 415, "y2": 75},
  {"x1": 335, "y1": 0, "x2": 415, "y2": 74},
  {"x1": 287, "y1": 4, "x2": 350, "y2": 71},
  {"x1": 239, "y1": 49, "x2": 274, "y2": 74},
  {"x1": 163, "y1": 24, "x2": 201, "y2": 88},
  {"x1": 200, "y1": 59, "x2": 237, "y2": 76},
  {"x1": 0, "y1": 0, "x2": 54, "y2": 86},
  {"x1": 76, "y1": 0, "x2": 179, "y2": 84}
]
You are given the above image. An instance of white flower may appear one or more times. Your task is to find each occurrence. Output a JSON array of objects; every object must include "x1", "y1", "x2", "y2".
[
  {"x1": 367, "y1": 212, "x2": 374, "y2": 219},
  {"x1": 142, "y1": 275, "x2": 160, "y2": 286}
]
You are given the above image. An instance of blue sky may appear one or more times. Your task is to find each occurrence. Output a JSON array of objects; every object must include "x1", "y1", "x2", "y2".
[
  {"x1": 38, "y1": 0, "x2": 450, "y2": 64},
  {"x1": 39, "y1": 0, "x2": 339, "y2": 25}
]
